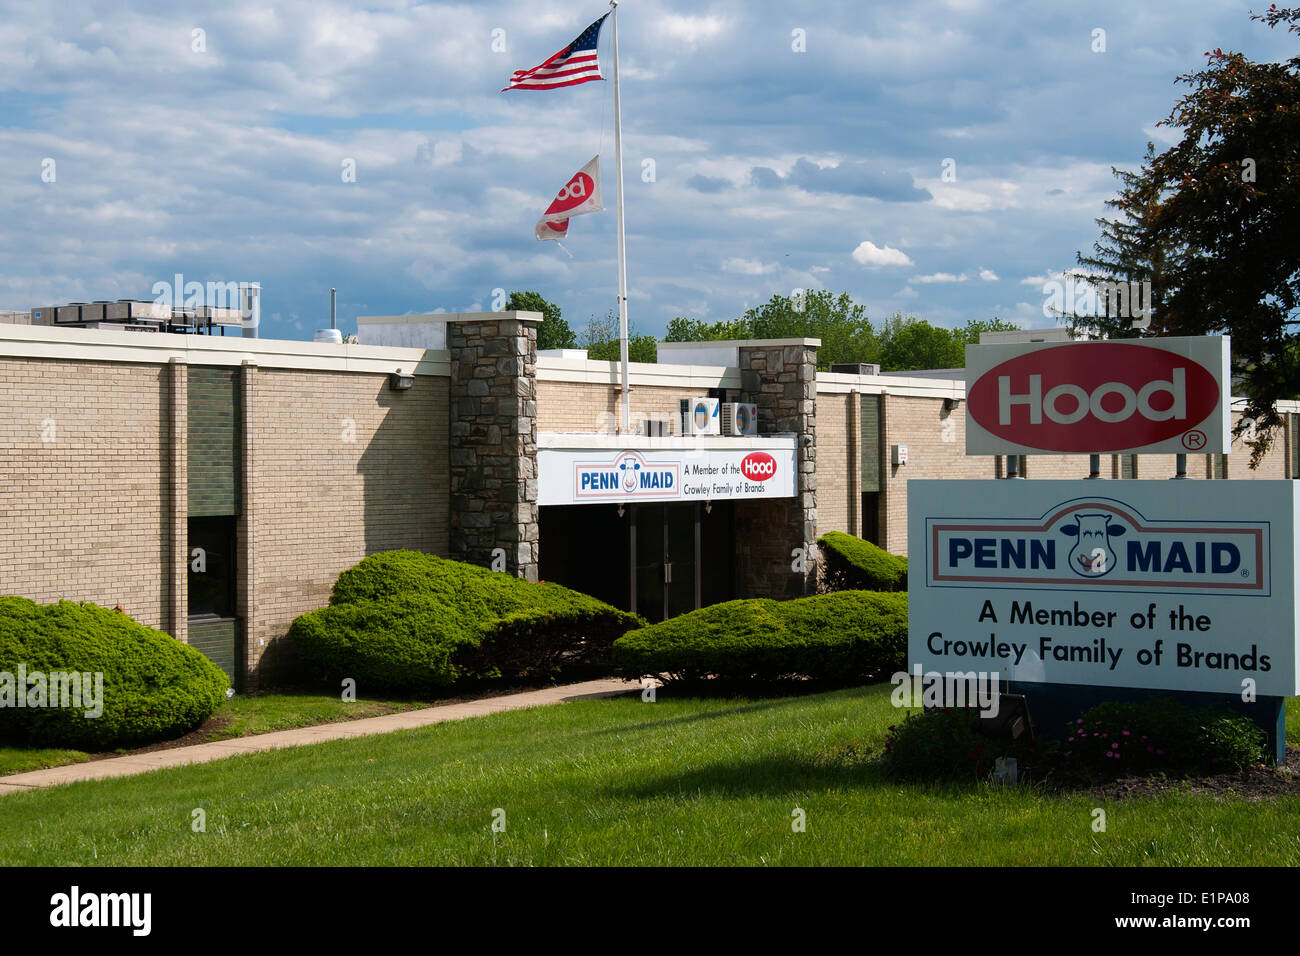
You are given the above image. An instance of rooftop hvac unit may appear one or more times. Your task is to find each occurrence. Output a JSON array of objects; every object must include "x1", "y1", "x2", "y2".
[
  {"x1": 55, "y1": 303, "x2": 85, "y2": 323},
  {"x1": 684, "y1": 397, "x2": 720, "y2": 436},
  {"x1": 645, "y1": 416, "x2": 675, "y2": 437},
  {"x1": 829, "y1": 363, "x2": 881, "y2": 376},
  {"x1": 106, "y1": 300, "x2": 169, "y2": 322},
  {"x1": 194, "y1": 306, "x2": 245, "y2": 327},
  {"x1": 721, "y1": 402, "x2": 758, "y2": 436}
]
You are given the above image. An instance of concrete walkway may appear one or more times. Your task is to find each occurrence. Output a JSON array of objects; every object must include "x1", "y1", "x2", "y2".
[{"x1": 0, "y1": 678, "x2": 639, "y2": 796}]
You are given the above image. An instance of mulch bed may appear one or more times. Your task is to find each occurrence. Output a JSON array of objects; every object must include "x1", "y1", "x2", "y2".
[{"x1": 1068, "y1": 746, "x2": 1300, "y2": 802}]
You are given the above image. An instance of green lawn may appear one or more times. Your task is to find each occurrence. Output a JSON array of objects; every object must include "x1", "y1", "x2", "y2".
[{"x1": 2, "y1": 684, "x2": 1298, "y2": 866}]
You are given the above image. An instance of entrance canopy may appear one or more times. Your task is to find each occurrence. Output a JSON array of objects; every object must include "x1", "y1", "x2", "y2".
[{"x1": 537, "y1": 432, "x2": 798, "y2": 506}]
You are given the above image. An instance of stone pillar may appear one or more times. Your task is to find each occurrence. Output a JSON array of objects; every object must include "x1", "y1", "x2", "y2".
[
  {"x1": 447, "y1": 313, "x2": 540, "y2": 581},
  {"x1": 166, "y1": 357, "x2": 188, "y2": 644},
  {"x1": 735, "y1": 339, "x2": 819, "y2": 598}
]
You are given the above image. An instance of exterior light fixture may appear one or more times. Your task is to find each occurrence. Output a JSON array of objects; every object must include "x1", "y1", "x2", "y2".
[
  {"x1": 943, "y1": 397, "x2": 960, "y2": 412},
  {"x1": 389, "y1": 369, "x2": 414, "y2": 391}
]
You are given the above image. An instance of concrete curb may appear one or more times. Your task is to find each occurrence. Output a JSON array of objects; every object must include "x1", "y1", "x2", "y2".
[{"x1": 0, "y1": 678, "x2": 640, "y2": 794}]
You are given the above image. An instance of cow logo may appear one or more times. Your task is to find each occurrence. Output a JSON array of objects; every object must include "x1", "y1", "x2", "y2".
[
  {"x1": 619, "y1": 456, "x2": 641, "y2": 492},
  {"x1": 1060, "y1": 511, "x2": 1126, "y2": 578}
]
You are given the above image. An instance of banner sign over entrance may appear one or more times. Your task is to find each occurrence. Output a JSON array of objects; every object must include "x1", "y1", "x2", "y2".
[
  {"x1": 907, "y1": 479, "x2": 1300, "y2": 696},
  {"x1": 538, "y1": 445, "x2": 797, "y2": 506},
  {"x1": 964, "y1": 335, "x2": 1231, "y2": 455}
]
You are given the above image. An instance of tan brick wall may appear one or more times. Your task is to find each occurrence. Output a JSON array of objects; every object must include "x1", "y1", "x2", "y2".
[
  {"x1": 246, "y1": 369, "x2": 450, "y2": 680},
  {"x1": 538, "y1": 381, "x2": 716, "y2": 432},
  {"x1": 817, "y1": 391, "x2": 854, "y2": 536},
  {"x1": 0, "y1": 358, "x2": 171, "y2": 626}
]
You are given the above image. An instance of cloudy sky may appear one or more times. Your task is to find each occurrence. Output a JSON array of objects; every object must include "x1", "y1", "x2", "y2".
[{"x1": 0, "y1": 0, "x2": 1292, "y2": 341}]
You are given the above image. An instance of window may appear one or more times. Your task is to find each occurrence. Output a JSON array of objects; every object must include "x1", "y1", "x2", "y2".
[
  {"x1": 188, "y1": 516, "x2": 237, "y2": 618},
  {"x1": 1120, "y1": 454, "x2": 1138, "y2": 479}
]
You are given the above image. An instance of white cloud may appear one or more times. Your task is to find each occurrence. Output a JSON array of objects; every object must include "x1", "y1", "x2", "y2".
[
  {"x1": 657, "y1": 14, "x2": 729, "y2": 46},
  {"x1": 911, "y1": 272, "x2": 966, "y2": 284},
  {"x1": 978, "y1": 268, "x2": 998, "y2": 281},
  {"x1": 722, "y1": 257, "x2": 774, "y2": 275},
  {"x1": 852, "y1": 241, "x2": 913, "y2": 267}
]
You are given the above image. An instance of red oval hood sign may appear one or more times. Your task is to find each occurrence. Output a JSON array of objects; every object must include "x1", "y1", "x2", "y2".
[
  {"x1": 967, "y1": 343, "x2": 1219, "y2": 453},
  {"x1": 741, "y1": 452, "x2": 776, "y2": 481}
]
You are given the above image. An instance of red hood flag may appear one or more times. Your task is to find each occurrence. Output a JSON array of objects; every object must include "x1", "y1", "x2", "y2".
[
  {"x1": 503, "y1": 13, "x2": 609, "y2": 92},
  {"x1": 535, "y1": 155, "x2": 603, "y2": 241}
]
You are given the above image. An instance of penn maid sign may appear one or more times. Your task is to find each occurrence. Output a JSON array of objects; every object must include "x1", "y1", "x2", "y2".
[{"x1": 908, "y1": 479, "x2": 1300, "y2": 697}]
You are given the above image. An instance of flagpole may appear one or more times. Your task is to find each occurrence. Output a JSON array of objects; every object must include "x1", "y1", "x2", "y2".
[{"x1": 610, "y1": 0, "x2": 631, "y2": 434}]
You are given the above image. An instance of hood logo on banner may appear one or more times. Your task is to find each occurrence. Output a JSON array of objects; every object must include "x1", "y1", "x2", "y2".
[
  {"x1": 967, "y1": 343, "x2": 1220, "y2": 453},
  {"x1": 741, "y1": 452, "x2": 776, "y2": 481},
  {"x1": 929, "y1": 497, "x2": 1268, "y2": 593},
  {"x1": 575, "y1": 451, "x2": 679, "y2": 500}
]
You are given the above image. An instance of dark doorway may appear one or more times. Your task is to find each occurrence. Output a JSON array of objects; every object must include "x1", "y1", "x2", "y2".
[
  {"x1": 538, "y1": 504, "x2": 630, "y2": 610},
  {"x1": 539, "y1": 500, "x2": 736, "y2": 623}
]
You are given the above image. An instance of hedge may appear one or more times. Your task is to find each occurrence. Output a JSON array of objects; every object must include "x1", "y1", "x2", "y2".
[
  {"x1": 818, "y1": 532, "x2": 908, "y2": 591},
  {"x1": 612, "y1": 590, "x2": 908, "y2": 681},
  {"x1": 0, "y1": 597, "x2": 229, "y2": 749},
  {"x1": 291, "y1": 551, "x2": 643, "y2": 690}
]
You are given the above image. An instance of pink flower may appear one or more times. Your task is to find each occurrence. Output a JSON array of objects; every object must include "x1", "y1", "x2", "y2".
[{"x1": 1122, "y1": 731, "x2": 1131, "y2": 736}]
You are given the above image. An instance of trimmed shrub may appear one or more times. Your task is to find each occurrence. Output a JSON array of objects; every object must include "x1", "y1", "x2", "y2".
[
  {"x1": 0, "y1": 596, "x2": 229, "y2": 749},
  {"x1": 1062, "y1": 698, "x2": 1267, "y2": 776},
  {"x1": 288, "y1": 595, "x2": 485, "y2": 692},
  {"x1": 818, "y1": 532, "x2": 908, "y2": 592},
  {"x1": 881, "y1": 707, "x2": 1051, "y2": 783},
  {"x1": 291, "y1": 551, "x2": 643, "y2": 690},
  {"x1": 612, "y1": 590, "x2": 907, "y2": 681},
  {"x1": 880, "y1": 697, "x2": 1267, "y2": 785}
]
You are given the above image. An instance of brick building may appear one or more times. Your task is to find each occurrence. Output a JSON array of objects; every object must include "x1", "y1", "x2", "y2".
[{"x1": 0, "y1": 315, "x2": 1294, "y2": 689}]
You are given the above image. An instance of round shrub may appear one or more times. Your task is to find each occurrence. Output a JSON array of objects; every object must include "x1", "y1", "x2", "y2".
[
  {"x1": 612, "y1": 590, "x2": 908, "y2": 681},
  {"x1": 0, "y1": 596, "x2": 229, "y2": 749},
  {"x1": 291, "y1": 551, "x2": 644, "y2": 690},
  {"x1": 818, "y1": 532, "x2": 908, "y2": 592}
]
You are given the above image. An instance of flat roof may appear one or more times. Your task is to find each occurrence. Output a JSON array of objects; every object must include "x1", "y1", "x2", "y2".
[{"x1": 657, "y1": 338, "x2": 822, "y2": 349}]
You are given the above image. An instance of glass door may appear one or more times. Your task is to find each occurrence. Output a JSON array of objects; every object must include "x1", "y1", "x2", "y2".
[
  {"x1": 632, "y1": 503, "x2": 701, "y2": 622},
  {"x1": 634, "y1": 504, "x2": 665, "y2": 622},
  {"x1": 664, "y1": 503, "x2": 698, "y2": 620}
]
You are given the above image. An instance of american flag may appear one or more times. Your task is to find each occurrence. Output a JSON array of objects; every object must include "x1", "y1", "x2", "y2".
[{"x1": 502, "y1": 13, "x2": 609, "y2": 92}]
